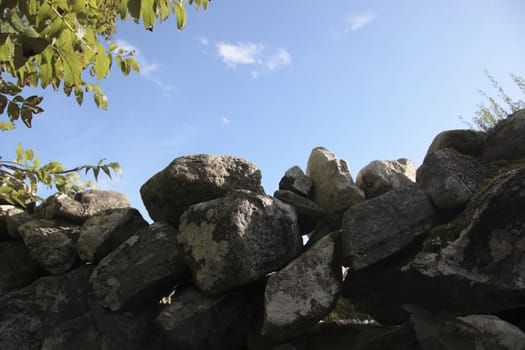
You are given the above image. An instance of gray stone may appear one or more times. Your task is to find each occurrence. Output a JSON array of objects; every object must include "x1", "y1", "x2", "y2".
[
  {"x1": 77, "y1": 207, "x2": 148, "y2": 263},
  {"x1": 41, "y1": 314, "x2": 102, "y2": 350},
  {"x1": 178, "y1": 190, "x2": 302, "y2": 295},
  {"x1": 90, "y1": 222, "x2": 188, "y2": 311},
  {"x1": 341, "y1": 184, "x2": 438, "y2": 270},
  {"x1": 425, "y1": 129, "x2": 486, "y2": 157},
  {"x1": 0, "y1": 266, "x2": 93, "y2": 350},
  {"x1": 356, "y1": 158, "x2": 416, "y2": 199},
  {"x1": 279, "y1": 166, "x2": 313, "y2": 198},
  {"x1": 36, "y1": 190, "x2": 130, "y2": 223},
  {"x1": 306, "y1": 147, "x2": 364, "y2": 212},
  {"x1": 18, "y1": 219, "x2": 81, "y2": 275},
  {"x1": 262, "y1": 232, "x2": 342, "y2": 340},
  {"x1": 482, "y1": 108, "x2": 525, "y2": 162},
  {"x1": 141, "y1": 154, "x2": 264, "y2": 225},
  {"x1": 455, "y1": 314, "x2": 525, "y2": 350},
  {"x1": 0, "y1": 241, "x2": 41, "y2": 294},
  {"x1": 417, "y1": 148, "x2": 485, "y2": 212},
  {"x1": 274, "y1": 189, "x2": 324, "y2": 233},
  {"x1": 4, "y1": 206, "x2": 31, "y2": 239}
]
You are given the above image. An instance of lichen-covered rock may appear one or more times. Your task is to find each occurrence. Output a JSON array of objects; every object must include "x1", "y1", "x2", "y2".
[
  {"x1": 0, "y1": 241, "x2": 41, "y2": 294},
  {"x1": 0, "y1": 266, "x2": 93, "y2": 350},
  {"x1": 425, "y1": 129, "x2": 486, "y2": 157},
  {"x1": 482, "y1": 108, "x2": 525, "y2": 162},
  {"x1": 356, "y1": 158, "x2": 416, "y2": 199},
  {"x1": 262, "y1": 232, "x2": 341, "y2": 340},
  {"x1": 278, "y1": 166, "x2": 313, "y2": 198},
  {"x1": 341, "y1": 184, "x2": 438, "y2": 270},
  {"x1": 178, "y1": 190, "x2": 302, "y2": 295},
  {"x1": 274, "y1": 189, "x2": 324, "y2": 234},
  {"x1": 155, "y1": 285, "x2": 262, "y2": 350},
  {"x1": 306, "y1": 147, "x2": 364, "y2": 212},
  {"x1": 77, "y1": 208, "x2": 148, "y2": 263},
  {"x1": 141, "y1": 154, "x2": 264, "y2": 225},
  {"x1": 18, "y1": 219, "x2": 81, "y2": 275},
  {"x1": 90, "y1": 222, "x2": 188, "y2": 311},
  {"x1": 417, "y1": 148, "x2": 485, "y2": 212},
  {"x1": 41, "y1": 314, "x2": 102, "y2": 350},
  {"x1": 36, "y1": 190, "x2": 130, "y2": 223}
]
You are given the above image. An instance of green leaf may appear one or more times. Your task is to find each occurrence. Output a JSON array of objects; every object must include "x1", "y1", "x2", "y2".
[
  {"x1": 141, "y1": 0, "x2": 156, "y2": 29},
  {"x1": 0, "y1": 121, "x2": 15, "y2": 130},
  {"x1": 15, "y1": 143, "x2": 23, "y2": 161},
  {"x1": 108, "y1": 43, "x2": 118, "y2": 51},
  {"x1": 7, "y1": 101, "x2": 20, "y2": 122},
  {"x1": 74, "y1": 85, "x2": 83, "y2": 105},
  {"x1": 0, "y1": 94, "x2": 7, "y2": 114},
  {"x1": 95, "y1": 42, "x2": 110, "y2": 81},
  {"x1": 128, "y1": 0, "x2": 141, "y2": 21},
  {"x1": 20, "y1": 106, "x2": 33, "y2": 127},
  {"x1": 174, "y1": 2, "x2": 187, "y2": 30}
]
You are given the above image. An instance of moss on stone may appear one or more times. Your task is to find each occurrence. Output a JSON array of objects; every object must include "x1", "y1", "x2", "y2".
[{"x1": 420, "y1": 217, "x2": 463, "y2": 254}]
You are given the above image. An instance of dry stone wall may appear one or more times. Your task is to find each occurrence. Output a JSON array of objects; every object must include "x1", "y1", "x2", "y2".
[{"x1": 1, "y1": 109, "x2": 525, "y2": 349}]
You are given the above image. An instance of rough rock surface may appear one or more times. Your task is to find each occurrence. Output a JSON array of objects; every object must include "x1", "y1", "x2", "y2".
[
  {"x1": 341, "y1": 184, "x2": 438, "y2": 270},
  {"x1": 90, "y1": 222, "x2": 188, "y2": 311},
  {"x1": 4, "y1": 206, "x2": 31, "y2": 239},
  {"x1": 306, "y1": 147, "x2": 364, "y2": 212},
  {"x1": 36, "y1": 190, "x2": 130, "y2": 223},
  {"x1": 482, "y1": 109, "x2": 525, "y2": 162},
  {"x1": 18, "y1": 219, "x2": 81, "y2": 275},
  {"x1": 278, "y1": 166, "x2": 313, "y2": 198},
  {"x1": 417, "y1": 148, "x2": 485, "y2": 212},
  {"x1": 141, "y1": 154, "x2": 264, "y2": 225},
  {"x1": 425, "y1": 129, "x2": 487, "y2": 157},
  {"x1": 41, "y1": 314, "x2": 102, "y2": 350},
  {"x1": 178, "y1": 190, "x2": 302, "y2": 295},
  {"x1": 155, "y1": 286, "x2": 262, "y2": 350},
  {"x1": 262, "y1": 232, "x2": 341, "y2": 340},
  {"x1": 0, "y1": 241, "x2": 41, "y2": 294},
  {"x1": 273, "y1": 189, "x2": 324, "y2": 233},
  {"x1": 356, "y1": 158, "x2": 416, "y2": 199},
  {"x1": 77, "y1": 207, "x2": 148, "y2": 263},
  {"x1": 0, "y1": 266, "x2": 93, "y2": 350},
  {"x1": 456, "y1": 314, "x2": 525, "y2": 350}
]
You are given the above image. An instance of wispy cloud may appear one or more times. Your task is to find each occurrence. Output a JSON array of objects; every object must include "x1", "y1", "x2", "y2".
[
  {"x1": 214, "y1": 41, "x2": 292, "y2": 77},
  {"x1": 220, "y1": 116, "x2": 231, "y2": 127},
  {"x1": 344, "y1": 12, "x2": 376, "y2": 33},
  {"x1": 198, "y1": 36, "x2": 210, "y2": 46}
]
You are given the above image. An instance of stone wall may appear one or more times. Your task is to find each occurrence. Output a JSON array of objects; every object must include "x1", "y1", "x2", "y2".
[{"x1": 1, "y1": 109, "x2": 525, "y2": 350}]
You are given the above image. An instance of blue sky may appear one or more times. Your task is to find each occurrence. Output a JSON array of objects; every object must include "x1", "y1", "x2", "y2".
[{"x1": 2, "y1": 1, "x2": 524, "y2": 221}]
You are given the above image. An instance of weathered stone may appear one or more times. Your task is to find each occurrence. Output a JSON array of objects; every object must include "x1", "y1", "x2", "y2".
[
  {"x1": 18, "y1": 219, "x2": 81, "y2": 275},
  {"x1": 356, "y1": 158, "x2": 416, "y2": 199},
  {"x1": 306, "y1": 147, "x2": 364, "y2": 212},
  {"x1": 36, "y1": 190, "x2": 130, "y2": 223},
  {"x1": 455, "y1": 314, "x2": 525, "y2": 350},
  {"x1": 141, "y1": 154, "x2": 264, "y2": 225},
  {"x1": 341, "y1": 184, "x2": 438, "y2": 270},
  {"x1": 41, "y1": 314, "x2": 102, "y2": 350},
  {"x1": 0, "y1": 241, "x2": 41, "y2": 294},
  {"x1": 279, "y1": 166, "x2": 313, "y2": 198},
  {"x1": 482, "y1": 108, "x2": 525, "y2": 162},
  {"x1": 90, "y1": 222, "x2": 188, "y2": 311},
  {"x1": 262, "y1": 233, "x2": 341, "y2": 340},
  {"x1": 4, "y1": 206, "x2": 31, "y2": 239},
  {"x1": 155, "y1": 285, "x2": 262, "y2": 350},
  {"x1": 77, "y1": 207, "x2": 148, "y2": 263},
  {"x1": 0, "y1": 266, "x2": 93, "y2": 350},
  {"x1": 274, "y1": 189, "x2": 324, "y2": 233},
  {"x1": 425, "y1": 129, "x2": 487, "y2": 157},
  {"x1": 417, "y1": 148, "x2": 485, "y2": 212},
  {"x1": 178, "y1": 190, "x2": 302, "y2": 295}
]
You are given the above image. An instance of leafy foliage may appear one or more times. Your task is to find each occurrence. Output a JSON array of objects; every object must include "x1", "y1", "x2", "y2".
[
  {"x1": 0, "y1": 0, "x2": 208, "y2": 206},
  {"x1": 462, "y1": 71, "x2": 525, "y2": 131}
]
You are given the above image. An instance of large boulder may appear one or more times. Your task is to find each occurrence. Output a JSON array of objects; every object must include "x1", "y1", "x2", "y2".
[
  {"x1": 262, "y1": 232, "x2": 342, "y2": 340},
  {"x1": 356, "y1": 158, "x2": 416, "y2": 199},
  {"x1": 455, "y1": 314, "x2": 525, "y2": 350},
  {"x1": 278, "y1": 166, "x2": 313, "y2": 198},
  {"x1": 41, "y1": 314, "x2": 102, "y2": 350},
  {"x1": 90, "y1": 222, "x2": 189, "y2": 311},
  {"x1": 306, "y1": 147, "x2": 364, "y2": 212},
  {"x1": 35, "y1": 190, "x2": 130, "y2": 223},
  {"x1": 155, "y1": 285, "x2": 262, "y2": 350},
  {"x1": 417, "y1": 148, "x2": 485, "y2": 212},
  {"x1": 77, "y1": 207, "x2": 148, "y2": 263},
  {"x1": 341, "y1": 184, "x2": 438, "y2": 270},
  {"x1": 141, "y1": 154, "x2": 264, "y2": 225},
  {"x1": 273, "y1": 190, "x2": 324, "y2": 234},
  {"x1": 1, "y1": 205, "x2": 31, "y2": 240},
  {"x1": 425, "y1": 129, "x2": 486, "y2": 157},
  {"x1": 0, "y1": 241, "x2": 41, "y2": 294},
  {"x1": 18, "y1": 219, "x2": 81, "y2": 275},
  {"x1": 482, "y1": 108, "x2": 525, "y2": 162},
  {"x1": 177, "y1": 190, "x2": 302, "y2": 295},
  {"x1": 0, "y1": 266, "x2": 93, "y2": 350}
]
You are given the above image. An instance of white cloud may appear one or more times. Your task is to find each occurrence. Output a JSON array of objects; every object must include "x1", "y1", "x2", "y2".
[
  {"x1": 345, "y1": 12, "x2": 376, "y2": 33},
  {"x1": 220, "y1": 116, "x2": 231, "y2": 126},
  {"x1": 198, "y1": 36, "x2": 210, "y2": 46},
  {"x1": 215, "y1": 41, "x2": 291, "y2": 76}
]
